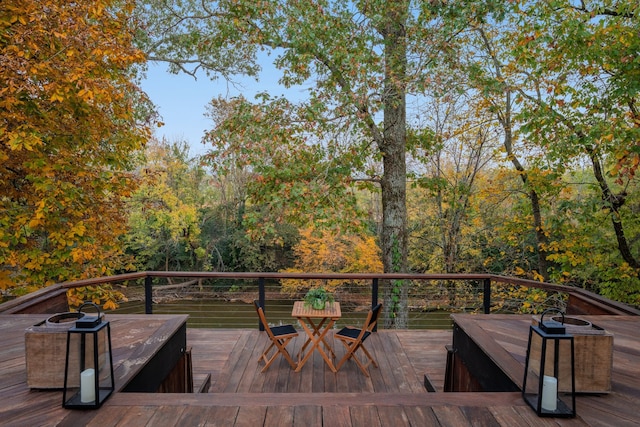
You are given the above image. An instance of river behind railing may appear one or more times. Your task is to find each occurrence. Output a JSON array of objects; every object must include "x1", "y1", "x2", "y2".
[
  {"x1": 106, "y1": 274, "x2": 565, "y2": 329},
  {"x1": 110, "y1": 299, "x2": 455, "y2": 329}
]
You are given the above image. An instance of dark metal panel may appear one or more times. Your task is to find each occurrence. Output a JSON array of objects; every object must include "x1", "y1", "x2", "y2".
[
  {"x1": 122, "y1": 322, "x2": 187, "y2": 393},
  {"x1": 451, "y1": 324, "x2": 519, "y2": 392}
]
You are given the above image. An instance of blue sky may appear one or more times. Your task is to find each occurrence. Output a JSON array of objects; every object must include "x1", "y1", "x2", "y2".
[
  {"x1": 140, "y1": 64, "x2": 214, "y2": 156},
  {"x1": 140, "y1": 56, "x2": 308, "y2": 157}
]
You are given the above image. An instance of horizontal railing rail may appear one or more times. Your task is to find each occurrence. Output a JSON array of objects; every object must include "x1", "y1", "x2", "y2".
[{"x1": 1, "y1": 272, "x2": 638, "y2": 326}]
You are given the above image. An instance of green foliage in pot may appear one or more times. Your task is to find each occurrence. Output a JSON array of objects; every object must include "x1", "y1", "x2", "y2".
[{"x1": 303, "y1": 287, "x2": 334, "y2": 310}]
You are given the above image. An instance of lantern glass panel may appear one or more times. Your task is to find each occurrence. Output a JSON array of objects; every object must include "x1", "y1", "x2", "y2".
[
  {"x1": 523, "y1": 325, "x2": 576, "y2": 418},
  {"x1": 63, "y1": 321, "x2": 114, "y2": 409}
]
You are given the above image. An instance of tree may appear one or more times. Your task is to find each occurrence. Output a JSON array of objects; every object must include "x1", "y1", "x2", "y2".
[
  {"x1": 453, "y1": 0, "x2": 639, "y2": 294},
  {"x1": 465, "y1": 23, "x2": 556, "y2": 280},
  {"x1": 408, "y1": 91, "x2": 497, "y2": 274},
  {"x1": 136, "y1": 0, "x2": 478, "y2": 327},
  {"x1": 508, "y1": 0, "x2": 640, "y2": 272},
  {"x1": 527, "y1": 0, "x2": 639, "y2": 160},
  {"x1": 493, "y1": 1, "x2": 640, "y2": 286},
  {"x1": 124, "y1": 139, "x2": 207, "y2": 271},
  {"x1": 0, "y1": 0, "x2": 149, "y2": 304},
  {"x1": 203, "y1": 95, "x2": 360, "y2": 271},
  {"x1": 203, "y1": 96, "x2": 363, "y2": 235}
]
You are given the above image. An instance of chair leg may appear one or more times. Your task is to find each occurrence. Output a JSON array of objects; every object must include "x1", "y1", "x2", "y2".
[
  {"x1": 360, "y1": 344, "x2": 378, "y2": 368},
  {"x1": 277, "y1": 339, "x2": 298, "y2": 370},
  {"x1": 259, "y1": 342, "x2": 276, "y2": 363},
  {"x1": 259, "y1": 341, "x2": 277, "y2": 372},
  {"x1": 335, "y1": 339, "x2": 376, "y2": 377},
  {"x1": 335, "y1": 340, "x2": 357, "y2": 371},
  {"x1": 335, "y1": 347, "x2": 351, "y2": 371},
  {"x1": 259, "y1": 337, "x2": 297, "y2": 372},
  {"x1": 349, "y1": 345, "x2": 371, "y2": 377}
]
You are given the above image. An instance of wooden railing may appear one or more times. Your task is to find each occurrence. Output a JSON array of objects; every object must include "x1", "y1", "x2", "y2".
[{"x1": 1, "y1": 272, "x2": 638, "y2": 322}]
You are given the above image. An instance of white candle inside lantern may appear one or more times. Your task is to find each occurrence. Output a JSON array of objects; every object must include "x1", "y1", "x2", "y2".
[
  {"x1": 541, "y1": 375, "x2": 558, "y2": 411},
  {"x1": 80, "y1": 368, "x2": 96, "y2": 403}
]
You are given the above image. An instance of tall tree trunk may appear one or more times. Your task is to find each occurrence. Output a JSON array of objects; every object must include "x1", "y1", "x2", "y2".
[
  {"x1": 499, "y1": 89, "x2": 550, "y2": 280},
  {"x1": 380, "y1": 2, "x2": 409, "y2": 328},
  {"x1": 478, "y1": 28, "x2": 551, "y2": 279},
  {"x1": 588, "y1": 149, "x2": 640, "y2": 269}
]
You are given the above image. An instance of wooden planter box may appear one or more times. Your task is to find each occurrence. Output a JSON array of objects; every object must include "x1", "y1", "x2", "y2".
[
  {"x1": 532, "y1": 316, "x2": 613, "y2": 394},
  {"x1": 24, "y1": 313, "x2": 102, "y2": 389}
]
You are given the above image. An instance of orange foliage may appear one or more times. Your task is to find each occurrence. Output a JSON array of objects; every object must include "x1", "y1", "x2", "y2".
[
  {"x1": 281, "y1": 227, "x2": 383, "y2": 294},
  {"x1": 0, "y1": 0, "x2": 149, "y2": 303}
]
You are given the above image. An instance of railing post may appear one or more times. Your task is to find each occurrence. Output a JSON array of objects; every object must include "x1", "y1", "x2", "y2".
[
  {"x1": 483, "y1": 278, "x2": 491, "y2": 314},
  {"x1": 145, "y1": 275, "x2": 153, "y2": 314},
  {"x1": 258, "y1": 277, "x2": 265, "y2": 331},
  {"x1": 372, "y1": 278, "x2": 379, "y2": 332}
]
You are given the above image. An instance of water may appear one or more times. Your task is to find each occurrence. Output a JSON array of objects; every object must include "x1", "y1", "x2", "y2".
[{"x1": 110, "y1": 299, "x2": 453, "y2": 330}]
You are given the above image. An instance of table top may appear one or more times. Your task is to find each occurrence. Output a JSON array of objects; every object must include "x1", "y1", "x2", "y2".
[{"x1": 292, "y1": 301, "x2": 341, "y2": 318}]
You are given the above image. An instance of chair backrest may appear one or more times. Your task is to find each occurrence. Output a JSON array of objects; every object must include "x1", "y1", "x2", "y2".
[
  {"x1": 352, "y1": 303, "x2": 382, "y2": 343},
  {"x1": 365, "y1": 303, "x2": 383, "y2": 332},
  {"x1": 254, "y1": 300, "x2": 274, "y2": 338}
]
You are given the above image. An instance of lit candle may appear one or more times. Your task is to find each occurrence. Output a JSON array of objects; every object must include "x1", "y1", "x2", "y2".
[
  {"x1": 80, "y1": 368, "x2": 96, "y2": 403},
  {"x1": 541, "y1": 375, "x2": 558, "y2": 411}
]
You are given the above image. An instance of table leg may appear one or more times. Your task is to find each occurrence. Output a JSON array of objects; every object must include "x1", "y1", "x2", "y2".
[
  {"x1": 299, "y1": 317, "x2": 327, "y2": 356},
  {"x1": 316, "y1": 319, "x2": 337, "y2": 369},
  {"x1": 295, "y1": 317, "x2": 338, "y2": 373},
  {"x1": 302, "y1": 318, "x2": 336, "y2": 359}
]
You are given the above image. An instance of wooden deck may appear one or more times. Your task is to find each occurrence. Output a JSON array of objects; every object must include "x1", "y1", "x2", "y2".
[
  {"x1": 188, "y1": 328, "x2": 451, "y2": 394},
  {"x1": 2, "y1": 313, "x2": 640, "y2": 426}
]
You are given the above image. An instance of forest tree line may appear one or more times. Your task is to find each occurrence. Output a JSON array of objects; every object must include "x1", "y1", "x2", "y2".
[{"x1": 2, "y1": 1, "x2": 638, "y2": 316}]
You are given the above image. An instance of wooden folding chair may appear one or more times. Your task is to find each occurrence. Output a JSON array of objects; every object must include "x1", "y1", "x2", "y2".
[
  {"x1": 253, "y1": 300, "x2": 299, "y2": 373},
  {"x1": 335, "y1": 303, "x2": 382, "y2": 377}
]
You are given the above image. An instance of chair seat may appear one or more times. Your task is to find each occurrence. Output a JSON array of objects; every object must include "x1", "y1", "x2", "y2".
[
  {"x1": 336, "y1": 327, "x2": 371, "y2": 341},
  {"x1": 271, "y1": 324, "x2": 297, "y2": 337}
]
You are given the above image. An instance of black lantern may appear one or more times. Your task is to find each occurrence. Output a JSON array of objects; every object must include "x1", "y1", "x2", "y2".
[
  {"x1": 63, "y1": 302, "x2": 114, "y2": 409},
  {"x1": 522, "y1": 309, "x2": 576, "y2": 417}
]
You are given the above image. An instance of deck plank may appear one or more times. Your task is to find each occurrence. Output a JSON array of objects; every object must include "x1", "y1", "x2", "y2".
[
  {"x1": 235, "y1": 405, "x2": 267, "y2": 426},
  {"x1": 204, "y1": 406, "x2": 240, "y2": 427},
  {"x1": 403, "y1": 406, "x2": 440, "y2": 426},
  {"x1": 396, "y1": 330, "x2": 450, "y2": 391},
  {"x1": 489, "y1": 406, "x2": 536, "y2": 427},
  {"x1": 265, "y1": 405, "x2": 294, "y2": 427},
  {"x1": 189, "y1": 328, "x2": 449, "y2": 395},
  {"x1": 349, "y1": 405, "x2": 382, "y2": 427},
  {"x1": 322, "y1": 405, "x2": 352, "y2": 426},
  {"x1": 144, "y1": 405, "x2": 187, "y2": 427},
  {"x1": 459, "y1": 406, "x2": 501, "y2": 427},
  {"x1": 432, "y1": 405, "x2": 474, "y2": 427},
  {"x1": 214, "y1": 330, "x2": 252, "y2": 392},
  {"x1": 175, "y1": 405, "x2": 217, "y2": 426},
  {"x1": 113, "y1": 406, "x2": 157, "y2": 427},
  {"x1": 85, "y1": 405, "x2": 126, "y2": 427},
  {"x1": 293, "y1": 405, "x2": 322, "y2": 426},
  {"x1": 372, "y1": 332, "x2": 401, "y2": 392},
  {"x1": 377, "y1": 405, "x2": 411, "y2": 426}
]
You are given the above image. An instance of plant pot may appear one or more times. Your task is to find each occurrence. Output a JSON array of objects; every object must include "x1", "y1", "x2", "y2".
[{"x1": 312, "y1": 299, "x2": 326, "y2": 310}]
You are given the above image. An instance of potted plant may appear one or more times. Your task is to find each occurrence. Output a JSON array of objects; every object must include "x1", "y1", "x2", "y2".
[{"x1": 304, "y1": 287, "x2": 334, "y2": 310}]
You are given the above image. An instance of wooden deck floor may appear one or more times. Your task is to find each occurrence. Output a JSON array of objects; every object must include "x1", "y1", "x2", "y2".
[
  {"x1": 64, "y1": 329, "x2": 533, "y2": 427},
  {"x1": 4, "y1": 314, "x2": 640, "y2": 426},
  {"x1": 188, "y1": 329, "x2": 451, "y2": 395}
]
